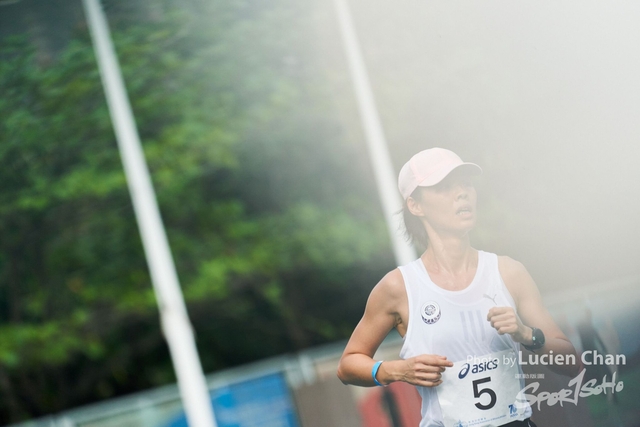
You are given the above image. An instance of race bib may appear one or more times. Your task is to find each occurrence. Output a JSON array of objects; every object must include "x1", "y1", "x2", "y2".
[{"x1": 437, "y1": 349, "x2": 529, "y2": 427}]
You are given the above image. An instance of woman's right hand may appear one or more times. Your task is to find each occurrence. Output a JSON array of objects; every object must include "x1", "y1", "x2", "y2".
[
  {"x1": 379, "y1": 354, "x2": 453, "y2": 387},
  {"x1": 337, "y1": 270, "x2": 453, "y2": 388}
]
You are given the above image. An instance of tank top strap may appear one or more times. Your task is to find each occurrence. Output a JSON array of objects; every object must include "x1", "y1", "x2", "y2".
[{"x1": 400, "y1": 251, "x2": 493, "y2": 305}]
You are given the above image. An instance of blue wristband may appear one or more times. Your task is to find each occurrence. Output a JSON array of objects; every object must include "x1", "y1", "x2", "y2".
[{"x1": 372, "y1": 361, "x2": 384, "y2": 386}]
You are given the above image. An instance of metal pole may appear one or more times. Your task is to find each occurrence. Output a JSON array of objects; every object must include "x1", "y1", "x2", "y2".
[
  {"x1": 333, "y1": 0, "x2": 417, "y2": 266},
  {"x1": 81, "y1": 1, "x2": 217, "y2": 426}
]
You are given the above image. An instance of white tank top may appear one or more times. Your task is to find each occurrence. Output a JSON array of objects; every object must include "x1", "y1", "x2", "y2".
[{"x1": 398, "y1": 250, "x2": 533, "y2": 427}]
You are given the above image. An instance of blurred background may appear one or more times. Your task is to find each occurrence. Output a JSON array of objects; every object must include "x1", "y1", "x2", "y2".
[{"x1": 0, "y1": 0, "x2": 639, "y2": 426}]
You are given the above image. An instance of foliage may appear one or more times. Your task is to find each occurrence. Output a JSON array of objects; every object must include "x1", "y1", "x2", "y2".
[{"x1": 0, "y1": 1, "x2": 393, "y2": 422}]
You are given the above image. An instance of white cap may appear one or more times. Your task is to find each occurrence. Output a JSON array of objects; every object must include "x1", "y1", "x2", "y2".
[{"x1": 398, "y1": 148, "x2": 482, "y2": 200}]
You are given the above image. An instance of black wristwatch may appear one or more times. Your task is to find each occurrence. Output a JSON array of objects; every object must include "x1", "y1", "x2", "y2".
[{"x1": 522, "y1": 326, "x2": 545, "y2": 351}]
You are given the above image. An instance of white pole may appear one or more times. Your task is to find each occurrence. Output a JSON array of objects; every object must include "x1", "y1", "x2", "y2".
[
  {"x1": 333, "y1": 0, "x2": 417, "y2": 266},
  {"x1": 81, "y1": 1, "x2": 217, "y2": 426}
]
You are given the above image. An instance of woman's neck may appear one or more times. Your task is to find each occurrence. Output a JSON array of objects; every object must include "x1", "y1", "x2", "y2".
[{"x1": 421, "y1": 235, "x2": 477, "y2": 276}]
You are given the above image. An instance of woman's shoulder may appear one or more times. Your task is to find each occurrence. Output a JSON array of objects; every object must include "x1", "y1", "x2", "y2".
[
  {"x1": 496, "y1": 255, "x2": 529, "y2": 282},
  {"x1": 496, "y1": 255, "x2": 538, "y2": 303},
  {"x1": 368, "y1": 268, "x2": 407, "y2": 305},
  {"x1": 376, "y1": 268, "x2": 405, "y2": 292}
]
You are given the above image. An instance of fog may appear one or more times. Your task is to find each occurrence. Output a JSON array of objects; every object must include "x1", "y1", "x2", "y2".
[{"x1": 310, "y1": 0, "x2": 640, "y2": 298}]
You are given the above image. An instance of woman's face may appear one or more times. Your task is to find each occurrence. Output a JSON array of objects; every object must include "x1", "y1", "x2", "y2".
[{"x1": 408, "y1": 168, "x2": 478, "y2": 237}]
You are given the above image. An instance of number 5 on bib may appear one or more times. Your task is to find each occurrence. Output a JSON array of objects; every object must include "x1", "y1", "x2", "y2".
[{"x1": 437, "y1": 349, "x2": 529, "y2": 427}]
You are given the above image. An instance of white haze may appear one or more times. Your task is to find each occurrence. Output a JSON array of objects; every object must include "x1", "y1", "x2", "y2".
[{"x1": 312, "y1": 0, "x2": 640, "y2": 296}]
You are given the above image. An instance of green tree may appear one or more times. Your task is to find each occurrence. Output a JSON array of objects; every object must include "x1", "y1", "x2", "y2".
[{"x1": 0, "y1": 1, "x2": 393, "y2": 422}]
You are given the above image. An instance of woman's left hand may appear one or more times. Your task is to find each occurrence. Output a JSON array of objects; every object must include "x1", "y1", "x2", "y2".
[{"x1": 487, "y1": 306, "x2": 530, "y2": 344}]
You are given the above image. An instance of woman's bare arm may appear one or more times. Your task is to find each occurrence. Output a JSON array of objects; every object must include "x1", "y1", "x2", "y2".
[
  {"x1": 337, "y1": 269, "x2": 452, "y2": 387},
  {"x1": 492, "y1": 256, "x2": 581, "y2": 377}
]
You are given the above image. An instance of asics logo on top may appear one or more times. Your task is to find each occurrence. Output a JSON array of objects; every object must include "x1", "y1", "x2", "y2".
[{"x1": 458, "y1": 358, "x2": 499, "y2": 379}]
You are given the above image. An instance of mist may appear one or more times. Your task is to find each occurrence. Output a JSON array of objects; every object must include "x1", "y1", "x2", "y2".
[{"x1": 309, "y1": 0, "x2": 640, "y2": 296}]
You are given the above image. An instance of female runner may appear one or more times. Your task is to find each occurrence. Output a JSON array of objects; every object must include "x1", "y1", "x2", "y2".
[{"x1": 337, "y1": 148, "x2": 580, "y2": 427}]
